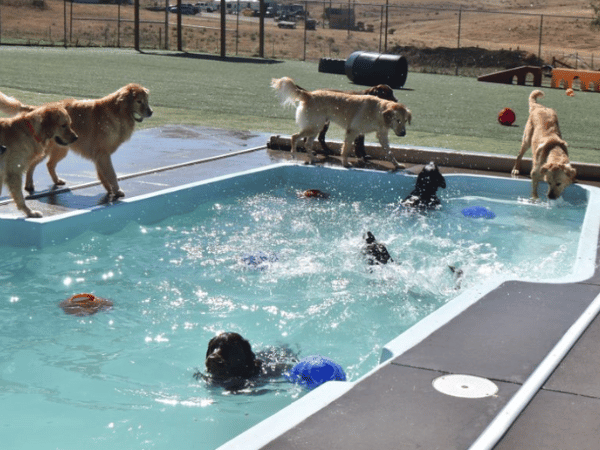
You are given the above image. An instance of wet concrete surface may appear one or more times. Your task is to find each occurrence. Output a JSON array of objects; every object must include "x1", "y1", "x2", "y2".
[{"x1": 0, "y1": 125, "x2": 273, "y2": 218}]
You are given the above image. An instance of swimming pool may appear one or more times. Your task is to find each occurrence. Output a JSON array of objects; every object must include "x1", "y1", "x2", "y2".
[{"x1": 0, "y1": 163, "x2": 597, "y2": 450}]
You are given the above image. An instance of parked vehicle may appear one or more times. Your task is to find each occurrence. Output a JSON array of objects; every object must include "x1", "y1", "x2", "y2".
[{"x1": 168, "y1": 3, "x2": 200, "y2": 14}]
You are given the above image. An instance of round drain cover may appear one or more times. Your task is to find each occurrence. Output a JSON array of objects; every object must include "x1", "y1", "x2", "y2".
[{"x1": 432, "y1": 374, "x2": 498, "y2": 399}]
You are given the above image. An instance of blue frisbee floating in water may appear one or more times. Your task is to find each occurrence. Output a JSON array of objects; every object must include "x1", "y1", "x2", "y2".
[
  {"x1": 285, "y1": 355, "x2": 346, "y2": 390},
  {"x1": 461, "y1": 206, "x2": 496, "y2": 219}
]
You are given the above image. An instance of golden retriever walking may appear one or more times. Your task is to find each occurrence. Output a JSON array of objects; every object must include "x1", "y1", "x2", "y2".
[
  {"x1": 271, "y1": 77, "x2": 411, "y2": 168},
  {"x1": 511, "y1": 90, "x2": 576, "y2": 200},
  {"x1": 0, "y1": 84, "x2": 153, "y2": 198},
  {"x1": 0, "y1": 104, "x2": 78, "y2": 217}
]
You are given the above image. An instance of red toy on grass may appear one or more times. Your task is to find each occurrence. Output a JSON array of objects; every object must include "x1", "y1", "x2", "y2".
[{"x1": 498, "y1": 107, "x2": 516, "y2": 126}]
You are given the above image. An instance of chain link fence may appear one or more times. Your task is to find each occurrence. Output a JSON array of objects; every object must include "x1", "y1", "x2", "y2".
[{"x1": 0, "y1": 1, "x2": 598, "y2": 70}]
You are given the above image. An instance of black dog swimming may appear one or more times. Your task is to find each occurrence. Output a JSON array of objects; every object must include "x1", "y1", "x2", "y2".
[
  {"x1": 362, "y1": 231, "x2": 394, "y2": 265},
  {"x1": 194, "y1": 332, "x2": 297, "y2": 391},
  {"x1": 402, "y1": 162, "x2": 447, "y2": 209}
]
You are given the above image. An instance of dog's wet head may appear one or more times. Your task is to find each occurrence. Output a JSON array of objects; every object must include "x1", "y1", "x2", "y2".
[
  {"x1": 417, "y1": 162, "x2": 446, "y2": 195},
  {"x1": 541, "y1": 163, "x2": 576, "y2": 200},
  {"x1": 205, "y1": 332, "x2": 261, "y2": 380}
]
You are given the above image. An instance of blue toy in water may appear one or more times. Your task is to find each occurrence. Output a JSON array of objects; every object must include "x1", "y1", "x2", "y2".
[
  {"x1": 285, "y1": 355, "x2": 346, "y2": 390},
  {"x1": 461, "y1": 206, "x2": 496, "y2": 219},
  {"x1": 241, "y1": 251, "x2": 278, "y2": 270}
]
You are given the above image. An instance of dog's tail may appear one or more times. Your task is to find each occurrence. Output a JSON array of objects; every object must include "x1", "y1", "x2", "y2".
[
  {"x1": 0, "y1": 91, "x2": 36, "y2": 116},
  {"x1": 528, "y1": 90, "x2": 544, "y2": 108},
  {"x1": 271, "y1": 77, "x2": 310, "y2": 107}
]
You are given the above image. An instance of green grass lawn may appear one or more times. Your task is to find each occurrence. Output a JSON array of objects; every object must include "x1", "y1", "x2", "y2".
[{"x1": 1, "y1": 46, "x2": 598, "y2": 163}]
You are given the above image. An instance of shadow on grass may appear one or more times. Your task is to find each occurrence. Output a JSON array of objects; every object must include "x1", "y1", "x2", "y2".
[{"x1": 141, "y1": 50, "x2": 283, "y2": 65}]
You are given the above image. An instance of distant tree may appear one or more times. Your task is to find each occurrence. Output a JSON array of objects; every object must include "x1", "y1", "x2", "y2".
[{"x1": 591, "y1": 1, "x2": 600, "y2": 29}]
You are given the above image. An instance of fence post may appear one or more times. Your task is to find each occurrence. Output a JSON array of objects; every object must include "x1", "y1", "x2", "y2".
[
  {"x1": 164, "y1": 0, "x2": 169, "y2": 49},
  {"x1": 235, "y1": 0, "x2": 240, "y2": 55},
  {"x1": 303, "y1": 1, "x2": 308, "y2": 61},
  {"x1": 379, "y1": 5, "x2": 383, "y2": 53},
  {"x1": 259, "y1": 0, "x2": 265, "y2": 58},
  {"x1": 457, "y1": 6, "x2": 461, "y2": 48},
  {"x1": 134, "y1": 0, "x2": 139, "y2": 51},
  {"x1": 117, "y1": 2, "x2": 121, "y2": 47},
  {"x1": 384, "y1": 0, "x2": 388, "y2": 52},
  {"x1": 63, "y1": 0, "x2": 67, "y2": 47},
  {"x1": 220, "y1": 0, "x2": 226, "y2": 57},
  {"x1": 177, "y1": 0, "x2": 182, "y2": 51},
  {"x1": 538, "y1": 14, "x2": 543, "y2": 63}
]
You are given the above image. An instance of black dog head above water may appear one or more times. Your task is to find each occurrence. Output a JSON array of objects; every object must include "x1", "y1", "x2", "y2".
[
  {"x1": 195, "y1": 332, "x2": 298, "y2": 391},
  {"x1": 363, "y1": 231, "x2": 394, "y2": 265},
  {"x1": 203, "y1": 332, "x2": 262, "y2": 383},
  {"x1": 402, "y1": 162, "x2": 447, "y2": 209}
]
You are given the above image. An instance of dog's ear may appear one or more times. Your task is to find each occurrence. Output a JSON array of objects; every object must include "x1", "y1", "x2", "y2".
[
  {"x1": 39, "y1": 107, "x2": 62, "y2": 141},
  {"x1": 382, "y1": 108, "x2": 395, "y2": 128},
  {"x1": 115, "y1": 87, "x2": 129, "y2": 106},
  {"x1": 564, "y1": 164, "x2": 577, "y2": 181},
  {"x1": 405, "y1": 108, "x2": 412, "y2": 125}
]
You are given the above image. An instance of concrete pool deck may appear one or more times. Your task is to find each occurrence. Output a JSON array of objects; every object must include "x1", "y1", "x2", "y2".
[{"x1": 1, "y1": 126, "x2": 599, "y2": 449}]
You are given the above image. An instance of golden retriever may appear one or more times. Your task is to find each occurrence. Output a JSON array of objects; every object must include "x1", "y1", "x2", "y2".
[
  {"x1": 511, "y1": 90, "x2": 576, "y2": 200},
  {"x1": 0, "y1": 84, "x2": 153, "y2": 198},
  {"x1": 0, "y1": 104, "x2": 78, "y2": 217},
  {"x1": 306, "y1": 84, "x2": 398, "y2": 158},
  {"x1": 271, "y1": 77, "x2": 411, "y2": 168}
]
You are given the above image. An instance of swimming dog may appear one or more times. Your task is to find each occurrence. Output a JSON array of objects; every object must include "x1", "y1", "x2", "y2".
[
  {"x1": 363, "y1": 231, "x2": 394, "y2": 265},
  {"x1": 194, "y1": 332, "x2": 296, "y2": 391},
  {"x1": 402, "y1": 162, "x2": 446, "y2": 209}
]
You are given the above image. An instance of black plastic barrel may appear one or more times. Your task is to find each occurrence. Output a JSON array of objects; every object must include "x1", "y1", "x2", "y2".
[
  {"x1": 318, "y1": 58, "x2": 346, "y2": 75},
  {"x1": 345, "y1": 51, "x2": 408, "y2": 88}
]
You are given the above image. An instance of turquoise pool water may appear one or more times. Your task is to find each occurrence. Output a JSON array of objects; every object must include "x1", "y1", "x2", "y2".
[{"x1": 0, "y1": 165, "x2": 592, "y2": 450}]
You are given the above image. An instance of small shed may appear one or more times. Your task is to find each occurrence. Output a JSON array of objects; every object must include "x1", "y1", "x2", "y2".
[{"x1": 326, "y1": 8, "x2": 355, "y2": 30}]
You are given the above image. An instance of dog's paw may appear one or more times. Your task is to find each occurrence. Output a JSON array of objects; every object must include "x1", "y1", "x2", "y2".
[
  {"x1": 510, "y1": 169, "x2": 520, "y2": 178},
  {"x1": 54, "y1": 178, "x2": 66, "y2": 186},
  {"x1": 27, "y1": 210, "x2": 43, "y2": 218}
]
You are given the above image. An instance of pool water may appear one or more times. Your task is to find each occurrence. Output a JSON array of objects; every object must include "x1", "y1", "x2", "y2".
[{"x1": 0, "y1": 165, "x2": 589, "y2": 450}]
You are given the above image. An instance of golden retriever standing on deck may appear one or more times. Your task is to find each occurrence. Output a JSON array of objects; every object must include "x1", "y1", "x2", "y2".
[
  {"x1": 0, "y1": 104, "x2": 78, "y2": 217},
  {"x1": 511, "y1": 90, "x2": 576, "y2": 200},
  {"x1": 0, "y1": 84, "x2": 153, "y2": 198},
  {"x1": 271, "y1": 77, "x2": 411, "y2": 168}
]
